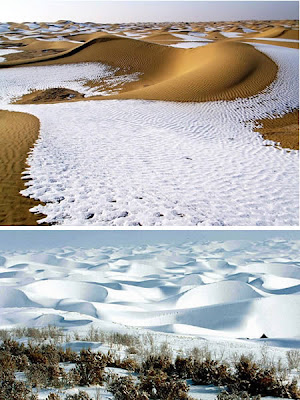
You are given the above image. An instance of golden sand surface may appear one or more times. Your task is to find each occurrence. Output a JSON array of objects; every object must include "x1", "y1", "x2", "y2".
[
  {"x1": 3, "y1": 35, "x2": 277, "y2": 104},
  {"x1": 0, "y1": 110, "x2": 43, "y2": 225},
  {"x1": 255, "y1": 110, "x2": 299, "y2": 150}
]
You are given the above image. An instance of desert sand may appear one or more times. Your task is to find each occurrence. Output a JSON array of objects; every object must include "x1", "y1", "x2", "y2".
[
  {"x1": 0, "y1": 20, "x2": 298, "y2": 225},
  {"x1": 0, "y1": 110, "x2": 42, "y2": 225}
]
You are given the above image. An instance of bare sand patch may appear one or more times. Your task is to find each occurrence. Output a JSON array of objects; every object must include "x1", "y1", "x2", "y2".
[
  {"x1": 0, "y1": 110, "x2": 43, "y2": 225},
  {"x1": 18, "y1": 87, "x2": 84, "y2": 104},
  {"x1": 255, "y1": 110, "x2": 299, "y2": 150}
]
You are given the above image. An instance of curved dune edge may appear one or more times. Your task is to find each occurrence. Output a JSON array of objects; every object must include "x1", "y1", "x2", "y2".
[
  {"x1": 251, "y1": 27, "x2": 299, "y2": 40},
  {"x1": 240, "y1": 39, "x2": 299, "y2": 50},
  {"x1": 255, "y1": 110, "x2": 299, "y2": 150},
  {"x1": 0, "y1": 110, "x2": 44, "y2": 225},
  {"x1": 2, "y1": 34, "x2": 278, "y2": 103}
]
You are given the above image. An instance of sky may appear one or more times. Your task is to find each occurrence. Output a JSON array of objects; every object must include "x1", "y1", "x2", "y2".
[
  {"x1": 0, "y1": 230, "x2": 299, "y2": 251},
  {"x1": 1, "y1": 1, "x2": 298, "y2": 23}
]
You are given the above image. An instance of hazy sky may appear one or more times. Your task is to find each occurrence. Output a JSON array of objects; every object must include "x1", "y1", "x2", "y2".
[
  {"x1": 0, "y1": 230, "x2": 298, "y2": 251},
  {"x1": 1, "y1": 1, "x2": 299, "y2": 23}
]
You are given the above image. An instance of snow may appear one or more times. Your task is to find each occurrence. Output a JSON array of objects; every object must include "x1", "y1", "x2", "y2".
[
  {"x1": 170, "y1": 42, "x2": 210, "y2": 48},
  {"x1": 0, "y1": 62, "x2": 141, "y2": 102},
  {"x1": 173, "y1": 33, "x2": 212, "y2": 41},
  {"x1": 0, "y1": 238, "x2": 299, "y2": 343},
  {"x1": 221, "y1": 32, "x2": 243, "y2": 38},
  {"x1": 0, "y1": 44, "x2": 298, "y2": 226},
  {"x1": 248, "y1": 37, "x2": 299, "y2": 43},
  {"x1": 0, "y1": 48, "x2": 21, "y2": 62}
]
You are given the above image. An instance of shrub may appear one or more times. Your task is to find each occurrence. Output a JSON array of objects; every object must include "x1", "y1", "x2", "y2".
[
  {"x1": 25, "y1": 343, "x2": 60, "y2": 365},
  {"x1": 192, "y1": 359, "x2": 232, "y2": 386},
  {"x1": 141, "y1": 354, "x2": 174, "y2": 375},
  {"x1": 107, "y1": 374, "x2": 149, "y2": 400},
  {"x1": 65, "y1": 391, "x2": 91, "y2": 400},
  {"x1": 174, "y1": 356, "x2": 194, "y2": 379},
  {"x1": 74, "y1": 349, "x2": 108, "y2": 386},
  {"x1": 58, "y1": 346, "x2": 78, "y2": 363},
  {"x1": 120, "y1": 357, "x2": 139, "y2": 372},
  {"x1": 140, "y1": 369, "x2": 190, "y2": 400},
  {"x1": 286, "y1": 350, "x2": 300, "y2": 371},
  {"x1": 47, "y1": 394, "x2": 62, "y2": 400},
  {"x1": 0, "y1": 373, "x2": 30, "y2": 400},
  {"x1": 26, "y1": 363, "x2": 66, "y2": 388},
  {"x1": 217, "y1": 391, "x2": 261, "y2": 400},
  {"x1": 229, "y1": 355, "x2": 300, "y2": 398}
]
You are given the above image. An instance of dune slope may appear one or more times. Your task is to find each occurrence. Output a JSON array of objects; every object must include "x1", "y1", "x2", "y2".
[
  {"x1": 1, "y1": 34, "x2": 278, "y2": 102},
  {"x1": 0, "y1": 110, "x2": 42, "y2": 225}
]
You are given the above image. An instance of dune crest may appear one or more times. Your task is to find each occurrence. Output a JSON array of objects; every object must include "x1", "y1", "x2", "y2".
[{"x1": 1, "y1": 34, "x2": 277, "y2": 103}]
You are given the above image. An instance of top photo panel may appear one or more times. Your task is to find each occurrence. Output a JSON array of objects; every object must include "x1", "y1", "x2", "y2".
[{"x1": 0, "y1": 0, "x2": 299, "y2": 226}]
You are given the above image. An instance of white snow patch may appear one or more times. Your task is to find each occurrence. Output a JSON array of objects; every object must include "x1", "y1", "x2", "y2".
[{"x1": 0, "y1": 48, "x2": 22, "y2": 62}]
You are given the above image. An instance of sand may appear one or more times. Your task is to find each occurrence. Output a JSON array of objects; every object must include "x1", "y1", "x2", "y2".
[
  {"x1": 255, "y1": 110, "x2": 299, "y2": 150},
  {"x1": 1, "y1": 35, "x2": 278, "y2": 103},
  {"x1": 0, "y1": 110, "x2": 42, "y2": 225}
]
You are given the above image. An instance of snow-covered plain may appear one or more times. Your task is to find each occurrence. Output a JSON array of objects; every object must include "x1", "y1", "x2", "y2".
[
  {"x1": 0, "y1": 44, "x2": 298, "y2": 225},
  {"x1": 0, "y1": 238, "x2": 299, "y2": 343}
]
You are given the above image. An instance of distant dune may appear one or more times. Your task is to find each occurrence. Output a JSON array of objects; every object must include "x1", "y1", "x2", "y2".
[{"x1": 0, "y1": 239, "x2": 299, "y2": 339}]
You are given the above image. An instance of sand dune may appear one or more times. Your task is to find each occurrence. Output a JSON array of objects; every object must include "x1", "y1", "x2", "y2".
[
  {"x1": 0, "y1": 239, "x2": 299, "y2": 340},
  {"x1": 1, "y1": 34, "x2": 277, "y2": 103},
  {"x1": 252, "y1": 27, "x2": 299, "y2": 39}
]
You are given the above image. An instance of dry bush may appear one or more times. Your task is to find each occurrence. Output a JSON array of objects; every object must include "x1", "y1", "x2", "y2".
[
  {"x1": 119, "y1": 357, "x2": 140, "y2": 372},
  {"x1": 0, "y1": 329, "x2": 11, "y2": 341},
  {"x1": 229, "y1": 355, "x2": 300, "y2": 398},
  {"x1": 217, "y1": 391, "x2": 261, "y2": 400},
  {"x1": 58, "y1": 346, "x2": 78, "y2": 363},
  {"x1": 74, "y1": 349, "x2": 109, "y2": 386},
  {"x1": 0, "y1": 372, "x2": 30, "y2": 400},
  {"x1": 174, "y1": 356, "x2": 194, "y2": 379},
  {"x1": 140, "y1": 369, "x2": 190, "y2": 400},
  {"x1": 286, "y1": 350, "x2": 300, "y2": 371},
  {"x1": 47, "y1": 394, "x2": 62, "y2": 400},
  {"x1": 25, "y1": 343, "x2": 60, "y2": 365},
  {"x1": 189, "y1": 345, "x2": 212, "y2": 362},
  {"x1": 107, "y1": 374, "x2": 149, "y2": 400},
  {"x1": 192, "y1": 359, "x2": 232, "y2": 386},
  {"x1": 65, "y1": 391, "x2": 91, "y2": 400},
  {"x1": 141, "y1": 354, "x2": 174, "y2": 375}
]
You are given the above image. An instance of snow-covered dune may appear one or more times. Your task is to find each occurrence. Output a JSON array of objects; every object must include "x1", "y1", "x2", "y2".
[{"x1": 0, "y1": 239, "x2": 299, "y2": 342}]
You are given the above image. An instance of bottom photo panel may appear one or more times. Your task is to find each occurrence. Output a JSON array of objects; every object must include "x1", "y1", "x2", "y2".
[{"x1": 0, "y1": 229, "x2": 299, "y2": 400}]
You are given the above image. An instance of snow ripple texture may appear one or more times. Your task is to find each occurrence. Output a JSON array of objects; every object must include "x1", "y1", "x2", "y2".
[
  {"x1": 0, "y1": 239, "x2": 299, "y2": 339},
  {"x1": 1, "y1": 44, "x2": 299, "y2": 225},
  {"x1": 0, "y1": 62, "x2": 140, "y2": 102}
]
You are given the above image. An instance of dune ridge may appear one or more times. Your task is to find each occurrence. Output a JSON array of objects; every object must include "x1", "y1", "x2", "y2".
[{"x1": 0, "y1": 34, "x2": 278, "y2": 103}]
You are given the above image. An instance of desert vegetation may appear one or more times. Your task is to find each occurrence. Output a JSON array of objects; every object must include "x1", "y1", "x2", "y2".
[{"x1": 0, "y1": 327, "x2": 299, "y2": 400}]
